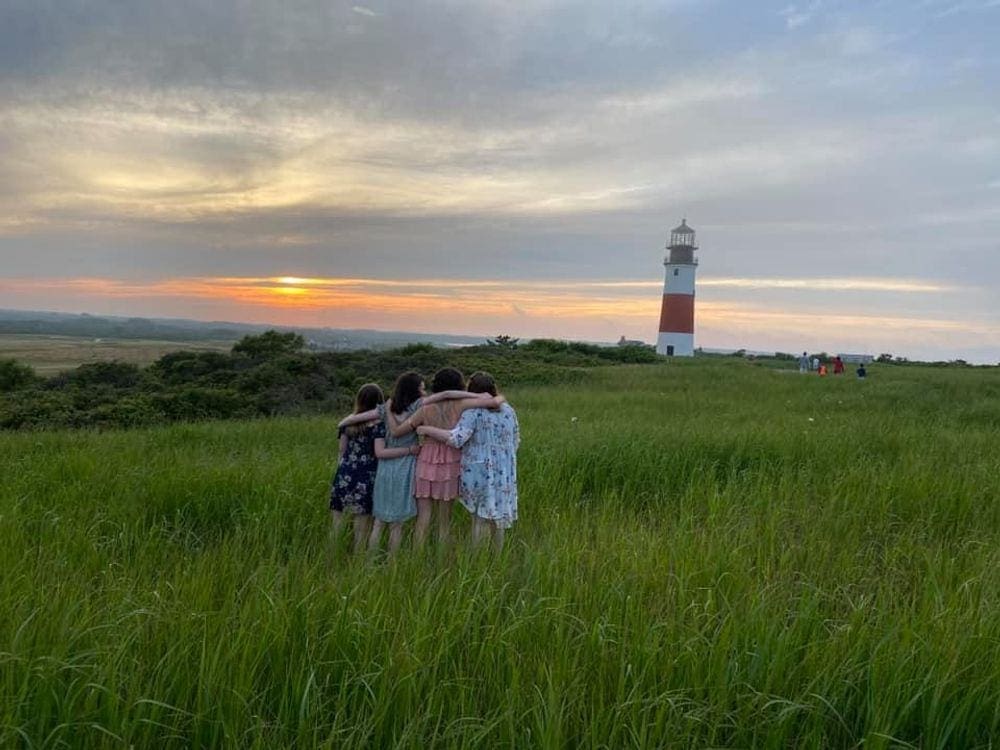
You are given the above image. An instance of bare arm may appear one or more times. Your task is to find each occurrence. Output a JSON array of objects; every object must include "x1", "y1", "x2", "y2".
[
  {"x1": 419, "y1": 409, "x2": 477, "y2": 449},
  {"x1": 416, "y1": 425, "x2": 452, "y2": 443},
  {"x1": 455, "y1": 394, "x2": 504, "y2": 413},
  {"x1": 421, "y1": 389, "x2": 481, "y2": 405},
  {"x1": 389, "y1": 405, "x2": 425, "y2": 438},
  {"x1": 338, "y1": 432, "x2": 348, "y2": 460},
  {"x1": 374, "y1": 437, "x2": 421, "y2": 460},
  {"x1": 338, "y1": 409, "x2": 380, "y2": 429}
]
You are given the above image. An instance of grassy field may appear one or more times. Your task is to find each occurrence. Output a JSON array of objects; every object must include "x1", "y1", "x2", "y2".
[
  {"x1": 0, "y1": 334, "x2": 233, "y2": 375},
  {"x1": 1, "y1": 359, "x2": 999, "y2": 748}
]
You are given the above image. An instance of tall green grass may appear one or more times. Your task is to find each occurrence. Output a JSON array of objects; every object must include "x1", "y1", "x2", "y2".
[{"x1": 1, "y1": 359, "x2": 999, "y2": 747}]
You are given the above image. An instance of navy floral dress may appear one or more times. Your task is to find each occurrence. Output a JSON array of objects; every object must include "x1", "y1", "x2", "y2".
[{"x1": 329, "y1": 420, "x2": 385, "y2": 515}]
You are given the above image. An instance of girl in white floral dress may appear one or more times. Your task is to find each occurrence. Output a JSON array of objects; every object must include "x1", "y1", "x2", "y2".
[{"x1": 417, "y1": 372, "x2": 519, "y2": 550}]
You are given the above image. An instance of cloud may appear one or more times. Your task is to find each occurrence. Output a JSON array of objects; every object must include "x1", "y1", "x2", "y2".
[
  {"x1": 917, "y1": 205, "x2": 1000, "y2": 226},
  {"x1": 930, "y1": 0, "x2": 1000, "y2": 18},
  {"x1": 698, "y1": 277, "x2": 961, "y2": 293},
  {"x1": 0, "y1": 0, "x2": 997, "y2": 361},
  {"x1": 0, "y1": 78, "x2": 870, "y2": 225},
  {"x1": 779, "y1": 1, "x2": 823, "y2": 29},
  {"x1": 2, "y1": 274, "x2": 965, "y2": 311},
  {"x1": 833, "y1": 27, "x2": 895, "y2": 57},
  {"x1": 599, "y1": 77, "x2": 767, "y2": 113}
]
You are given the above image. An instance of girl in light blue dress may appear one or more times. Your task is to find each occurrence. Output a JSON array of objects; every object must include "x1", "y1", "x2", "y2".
[
  {"x1": 418, "y1": 371, "x2": 519, "y2": 550},
  {"x1": 367, "y1": 371, "x2": 424, "y2": 555}
]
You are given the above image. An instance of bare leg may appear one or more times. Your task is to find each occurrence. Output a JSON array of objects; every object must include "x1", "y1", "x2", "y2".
[
  {"x1": 437, "y1": 500, "x2": 454, "y2": 545},
  {"x1": 330, "y1": 510, "x2": 345, "y2": 537},
  {"x1": 492, "y1": 522, "x2": 505, "y2": 553},
  {"x1": 368, "y1": 518, "x2": 385, "y2": 554},
  {"x1": 414, "y1": 498, "x2": 433, "y2": 549},
  {"x1": 471, "y1": 516, "x2": 489, "y2": 548},
  {"x1": 352, "y1": 515, "x2": 372, "y2": 554},
  {"x1": 388, "y1": 522, "x2": 404, "y2": 555},
  {"x1": 328, "y1": 510, "x2": 345, "y2": 560}
]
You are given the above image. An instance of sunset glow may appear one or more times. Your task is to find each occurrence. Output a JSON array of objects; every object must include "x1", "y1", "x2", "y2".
[
  {"x1": 1, "y1": 1, "x2": 997, "y2": 362},
  {"x1": 3, "y1": 274, "x2": 997, "y2": 359}
]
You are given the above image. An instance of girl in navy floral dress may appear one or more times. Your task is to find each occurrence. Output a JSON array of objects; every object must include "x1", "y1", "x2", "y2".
[{"x1": 330, "y1": 384, "x2": 385, "y2": 553}]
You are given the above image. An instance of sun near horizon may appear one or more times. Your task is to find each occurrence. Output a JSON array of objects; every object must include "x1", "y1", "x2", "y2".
[{"x1": 1, "y1": 1, "x2": 998, "y2": 362}]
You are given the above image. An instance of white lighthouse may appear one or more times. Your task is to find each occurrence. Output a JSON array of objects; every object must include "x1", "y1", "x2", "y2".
[{"x1": 656, "y1": 218, "x2": 698, "y2": 357}]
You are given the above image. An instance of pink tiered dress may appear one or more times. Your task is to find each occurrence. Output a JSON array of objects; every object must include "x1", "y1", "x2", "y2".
[{"x1": 414, "y1": 401, "x2": 463, "y2": 500}]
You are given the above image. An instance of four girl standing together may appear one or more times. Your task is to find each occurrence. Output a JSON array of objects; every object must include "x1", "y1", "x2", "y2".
[{"x1": 329, "y1": 368, "x2": 520, "y2": 554}]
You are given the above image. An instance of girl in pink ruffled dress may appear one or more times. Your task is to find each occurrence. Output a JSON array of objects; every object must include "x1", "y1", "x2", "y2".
[{"x1": 389, "y1": 367, "x2": 495, "y2": 547}]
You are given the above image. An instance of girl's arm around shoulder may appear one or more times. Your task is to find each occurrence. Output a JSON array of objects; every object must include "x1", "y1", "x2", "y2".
[
  {"x1": 421, "y1": 390, "x2": 480, "y2": 405},
  {"x1": 416, "y1": 425, "x2": 453, "y2": 444},
  {"x1": 374, "y1": 437, "x2": 421, "y2": 460},
  {"x1": 387, "y1": 405, "x2": 423, "y2": 438},
  {"x1": 339, "y1": 407, "x2": 382, "y2": 429},
  {"x1": 419, "y1": 408, "x2": 477, "y2": 448},
  {"x1": 455, "y1": 394, "x2": 505, "y2": 413}
]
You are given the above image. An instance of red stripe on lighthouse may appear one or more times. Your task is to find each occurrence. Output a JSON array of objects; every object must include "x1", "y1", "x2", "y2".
[{"x1": 658, "y1": 294, "x2": 694, "y2": 334}]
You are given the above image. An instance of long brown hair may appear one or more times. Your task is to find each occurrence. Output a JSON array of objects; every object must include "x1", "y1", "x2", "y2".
[
  {"x1": 347, "y1": 383, "x2": 384, "y2": 436},
  {"x1": 354, "y1": 383, "x2": 384, "y2": 412},
  {"x1": 391, "y1": 371, "x2": 424, "y2": 415}
]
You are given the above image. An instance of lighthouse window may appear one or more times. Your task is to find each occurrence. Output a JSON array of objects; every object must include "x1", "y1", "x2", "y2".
[{"x1": 673, "y1": 269, "x2": 679, "y2": 276}]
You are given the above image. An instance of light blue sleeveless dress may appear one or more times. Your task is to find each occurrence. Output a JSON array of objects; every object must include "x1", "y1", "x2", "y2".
[{"x1": 372, "y1": 400, "x2": 422, "y2": 523}]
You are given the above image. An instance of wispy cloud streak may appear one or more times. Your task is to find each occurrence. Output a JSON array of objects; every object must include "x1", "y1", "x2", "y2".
[
  {"x1": 2, "y1": 274, "x2": 964, "y2": 301},
  {"x1": 2, "y1": 274, "x2": 990, "y2": 332},
  {"x1": 698, "y1": 277, "x2": 959, "y2": 292}
]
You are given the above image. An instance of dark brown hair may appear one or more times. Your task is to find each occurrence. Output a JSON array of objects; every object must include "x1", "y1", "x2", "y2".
[
  {"x1": 391, "y1": 371, "x2": 424, "y2": 415},
  {"x1": 431, "y1": 367, "x2": 464, "y2": 393},
  {"x1": 466, "y1": 371, "x2": 497, "y2": 396}
]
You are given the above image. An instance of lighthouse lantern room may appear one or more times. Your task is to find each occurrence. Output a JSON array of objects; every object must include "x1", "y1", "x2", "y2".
[{"x1": 656, "y1": 218, "x2": 698, "y2": 357}]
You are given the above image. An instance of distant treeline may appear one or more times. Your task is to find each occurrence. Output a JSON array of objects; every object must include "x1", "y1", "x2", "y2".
[
  {"x1": 0, "y1": 310, "x2": 488, "y2": 349},
  {"x1": 0, "y1": 331, "x2": 658, "y2": 430},
  {"x1": 0, "y1": 315, "x2": 251, "y2": 342}
]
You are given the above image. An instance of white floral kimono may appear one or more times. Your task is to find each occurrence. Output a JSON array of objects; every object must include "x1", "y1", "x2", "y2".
[{"x1": 446, "y1": 404, "x2": 520, "y2": 528}]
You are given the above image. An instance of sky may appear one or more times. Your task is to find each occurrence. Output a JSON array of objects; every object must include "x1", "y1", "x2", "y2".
[{"x1": 1, "y1": 0, "x2": 999, "y2": 362}]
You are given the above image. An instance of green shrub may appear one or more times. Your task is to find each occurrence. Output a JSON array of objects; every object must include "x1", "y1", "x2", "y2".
[
  {"x1": 0, "y1": 358, "x2": 38, "y2": 392},
  {"x1": 150, "y1": 351, "x2": 235, "y2": 384},
  {"x1": 0, "y1": 390, "x2": 75, "y2": 429},
  {"x1": 399, "y1": 342, "x2": 437, "y2": 356},
  {"x1": 1, "y1": 337, "x2": 663, "y2": 431},
  {"x1": 48, "y1": 360, "x2": 142, "y2": 389},
  {"x1": 232, "y1": 330, "x2": 305, "y2": 360}
]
